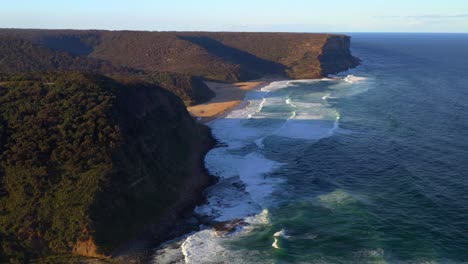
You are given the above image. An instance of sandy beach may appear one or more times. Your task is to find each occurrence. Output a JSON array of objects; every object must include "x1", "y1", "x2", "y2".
[{"x1": 188, "y1": 80, "x2": 275, "y2": 123}]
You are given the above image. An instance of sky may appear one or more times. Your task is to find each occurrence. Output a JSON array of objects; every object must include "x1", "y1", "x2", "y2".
[{"x1": 1, "y1": 0, "x2": 468, "y2": 33}]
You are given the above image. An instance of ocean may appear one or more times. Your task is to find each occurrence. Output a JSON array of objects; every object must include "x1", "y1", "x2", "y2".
[{"x1": 154, "y1": 33, "x2": 468, "y2": 263}]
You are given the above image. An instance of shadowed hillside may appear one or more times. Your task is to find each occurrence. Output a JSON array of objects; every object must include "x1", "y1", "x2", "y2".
[
  {"x1": 0, "y1": 36, "x2": 138, "y2": 77},
  {"x1": 178, "y1": 35, "x2": 286, "y2": 80},
  {"x1": 0, "y1": 73, "x2": 214, "y2": 262},
  {"x1": 0, "y1": 35, "x2": 215, "y2": 105}
]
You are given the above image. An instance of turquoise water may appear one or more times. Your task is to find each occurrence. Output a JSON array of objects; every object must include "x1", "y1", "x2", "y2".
[{"x1": 156, "y1": 34, "x2": 468, "y2": 263}]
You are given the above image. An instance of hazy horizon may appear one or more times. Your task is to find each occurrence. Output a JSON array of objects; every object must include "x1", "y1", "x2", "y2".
[{"x1": 1, "y1": 0, "x2": 467, "y2": 33}]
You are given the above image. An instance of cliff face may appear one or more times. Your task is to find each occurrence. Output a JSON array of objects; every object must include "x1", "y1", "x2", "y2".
[
  {"x1": 319, "y1": 35, "x2": 361, "y2": 76},
  {"x1": 0, "y1": 73, "x2": 214, "y2": 261},
  {"x1": 89, "y1": 80, "x2": 214, "y2": 255}
]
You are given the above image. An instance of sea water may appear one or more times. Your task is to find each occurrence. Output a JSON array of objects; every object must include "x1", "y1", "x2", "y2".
[{"x1": 154, "y1": 34, "x2": 468, "y2": 263}]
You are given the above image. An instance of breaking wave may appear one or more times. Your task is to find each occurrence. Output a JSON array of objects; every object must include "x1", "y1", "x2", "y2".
[{"x1": 153, "y1": 76, "x2": 371, "y2": 263}]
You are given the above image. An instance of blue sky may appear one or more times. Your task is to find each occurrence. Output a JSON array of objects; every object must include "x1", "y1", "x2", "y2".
[{"x1": 1, "y1": 0, "x2": 467, "y2": 32}]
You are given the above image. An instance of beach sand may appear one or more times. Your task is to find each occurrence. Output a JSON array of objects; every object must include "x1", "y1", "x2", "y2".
[{"x1": 188, "y1": 80, "x2": 270, "y2": 123}]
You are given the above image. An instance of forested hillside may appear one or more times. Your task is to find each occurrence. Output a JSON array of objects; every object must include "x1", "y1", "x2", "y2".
[
  {"x1": 0, "y1": 35, "x2": 215, "y2": 106},
  {"x1": 0, "y1": 73, "x2": 213, "y2": 262},
  {"x1": 0, "y1": 29, "x2": 359, "y2": 83}
]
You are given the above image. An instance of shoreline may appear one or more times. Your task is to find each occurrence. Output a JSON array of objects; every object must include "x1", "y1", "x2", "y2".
[
  {"x1": 102, "y1": 79, "x2": 281, "y2": 264},
  {"x1": 158, "y1": 76, "x2": 334, "y2": 262},
  {"x1": 188, "y1": 77, "x2": 284, "y2": 123},
  {"x1": 111, "y1": 76, "x2": 345, "y2": 263},
  {"x1": 149, "y1": 78, "x2": 286, "y2": 263},
  {"x1": 109, "y1": 125, "x2": 218, "y2": 264}
]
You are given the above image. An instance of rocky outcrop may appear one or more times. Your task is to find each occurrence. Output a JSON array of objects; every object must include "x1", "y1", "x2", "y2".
[{"x1": 319, "y1": 35, "x2": 360, "y2": 76}]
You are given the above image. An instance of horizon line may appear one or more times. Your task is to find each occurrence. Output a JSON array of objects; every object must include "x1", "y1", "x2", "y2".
[{"x1": 1, "y1": 27, "x2": 468, "y2": 34}]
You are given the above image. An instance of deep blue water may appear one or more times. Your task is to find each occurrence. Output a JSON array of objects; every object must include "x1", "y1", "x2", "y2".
[
  {"x1": 266, "y1": 33, "x2": 468, "y2": 263},
  {"x1": 156, "y1": 34, "x2": 468, "y2": 264}
]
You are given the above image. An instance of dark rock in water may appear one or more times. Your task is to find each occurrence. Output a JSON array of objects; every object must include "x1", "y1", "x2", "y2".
[
  {"x1": 231, "y1": 181, "x2": 246, "y2": 191},
  {"x1": 212, "y1": 219, "x2": 248, "y2": 236}
]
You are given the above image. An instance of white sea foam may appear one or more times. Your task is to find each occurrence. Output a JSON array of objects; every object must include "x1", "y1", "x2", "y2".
[
  {"x1": 175, "y1": 78, "x2": 360, "y2": 263},
  {"x1": 257, "y1": 98, "x2": 267, "y2": 112},
  {"x1": 199, "y1": 152, "x2": 283, "y2": 221},
  {"x1": 261, "y1": 80, "x2": 292, "y2": 92},
  {"x1": 274, "y1": 229, "x2": 290, "y2": 238},
  {"x1": 180, "y1": 230, "x2": 267, "y2": 264},
  {"x1": 285, "y1": 98, "x2": 296, "y2": 107},
  {"x1": 181, "y1": 209, "x2": 272, "y2": 263},
  {"x1": 272, "y1": 237, "x2": 280, "y2": 249},
  {"x1": 330, "y1": 113, "x2": 341, "y2": 135},
  {"x1": 344, "y1": 74, "x2": 367, "y2": 83},
  {"x1": 272, "y1": 229, "x2": 291, "y2": 249},
  {"x1": 245, "y1": 208, "x2": 271, "y2": 225},
  {"x1": 181, "y1": 229, "x2": 226, "y2": 264},
  {"x1": 290, "y1": 111, "x2": 297, "y2": 119},
  {"x1": 194, "y1": 177, "x2": 261, "y2": 221},
  {"x1": 322, "y1": 94, "x2": 338, "y2": 100}
]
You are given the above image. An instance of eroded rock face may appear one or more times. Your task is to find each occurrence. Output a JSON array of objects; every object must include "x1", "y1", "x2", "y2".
[
  {"x1": 319, "y1": 35, "x2": 361, "y2": 76},
  {"x1": 212, "y1": 219, "x2": 248, "y2": 236},
  {"x1": 73, "y1": 238, "x2": 103, "y2": 259}
]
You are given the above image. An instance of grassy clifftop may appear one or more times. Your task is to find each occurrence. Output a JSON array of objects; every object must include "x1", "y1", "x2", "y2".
[{"x1": 0, "y1": 73, "x2": 213, "y2": 262}]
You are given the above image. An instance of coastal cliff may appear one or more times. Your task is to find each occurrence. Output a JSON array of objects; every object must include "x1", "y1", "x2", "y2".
[
  {"x1": 0, "y1": 29, "x2": 358, "y2": 262},
  {"x1": 0, "y1": 30, "x2": 359, "y2": 83},
  {"x1": 0, "y1": 73, "x2": 214, "y2": 262},
  {"x1": 319, "y1": 35, "x2": 360, "y2": 76}
]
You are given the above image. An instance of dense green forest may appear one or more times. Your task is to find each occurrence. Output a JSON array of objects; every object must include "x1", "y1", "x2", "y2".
[
  {"x1": 0, "y1": 73, "x2": 213, "y2": 262},
  {"x1": 0, "y1": 36, "x2": 215, "y2": 106},
  {"x1": 0, "y1": 30, "x2": 359, "y2": 107},
  {"x1": 0, "y1": 36, "x2": 139, "y2": 78}
]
